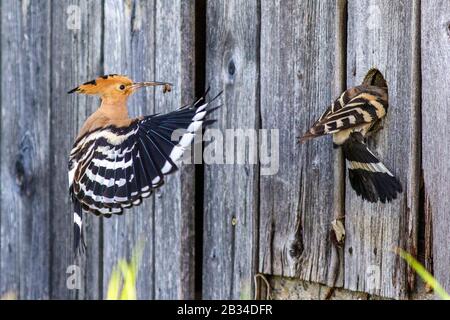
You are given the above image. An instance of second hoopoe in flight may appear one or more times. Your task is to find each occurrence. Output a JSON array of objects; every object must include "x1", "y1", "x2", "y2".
[
  {"x1": 299, "y1": 69, "x2": 402, "y2": 203},
  {"x1": 68, "y1": 74, "x2": 220, "y2": 254}
]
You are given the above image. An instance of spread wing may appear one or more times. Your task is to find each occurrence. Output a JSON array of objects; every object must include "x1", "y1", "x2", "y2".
[
  {"x1": 299, "y1": 86, "x2": 388, "y2": 142},
  {"x1": 68, "y1": 93, "x2": 221, "y2": 217}
]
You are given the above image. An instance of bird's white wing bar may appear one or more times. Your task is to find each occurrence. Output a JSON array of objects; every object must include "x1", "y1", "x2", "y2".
[{"x1": 69, "y1": 91, "x2": 222, "y2": 217}]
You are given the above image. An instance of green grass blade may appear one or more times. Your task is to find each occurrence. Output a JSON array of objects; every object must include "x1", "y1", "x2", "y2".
[
  {"x1": 397, "y1": 248, "x2": 450, "y2": 300},
  {"x1": 106, "y1": 267, "x2": 121, "y2": 300}
]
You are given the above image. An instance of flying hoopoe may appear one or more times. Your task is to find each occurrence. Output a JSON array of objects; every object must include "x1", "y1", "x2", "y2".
[
  {"x1": 299, "y1": 68, "x2": 402, "y2": 203},
  {"x1": 68, "y1": 74, "x2": 220, "y2": 255}
]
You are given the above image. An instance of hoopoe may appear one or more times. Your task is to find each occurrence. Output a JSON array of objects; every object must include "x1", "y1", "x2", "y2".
[
  {"x1": 299, "y1": 69, "x2": 402, "y2": 203},
  {"x1": 68, "y1": 74, "x2": 220, "y2": 254}
]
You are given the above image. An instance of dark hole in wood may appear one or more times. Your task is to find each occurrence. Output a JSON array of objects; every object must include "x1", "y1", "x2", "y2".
[
  {"x1": 289, "y1": 241, "x2": 303, "y2": 259},
  {"x1": 348, "y1": 247, "x2": 353, "y2": 255},
  {"x1": 290, "y1": 219, "x2": 304, "y2": 259},
  {"x1": 418, "y1": 174, "x2": 433, "y2": 274},
  {"x1": 15, "y1": 158, "x2": 25, "y2": 187},
  {"x1": 228, "y1": 58, "x2": 236, "y2": 76}
]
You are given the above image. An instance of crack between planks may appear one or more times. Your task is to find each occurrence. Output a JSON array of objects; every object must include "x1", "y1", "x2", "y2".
[
  {"x1": 405, "y1": 0, "x2": 422, "y2": 296},
  {"x1": 194, "y1": 0, "x2": 207, "y2": 300},
  {"x1": 326, "y1": 0, "x2": 347, "y2": 297},
  {"x1": 253, "y1": 0, "x2": 262, "y2": 300}
]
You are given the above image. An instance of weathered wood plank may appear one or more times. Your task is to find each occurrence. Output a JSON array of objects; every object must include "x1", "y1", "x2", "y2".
[
  {"x1": 0, "y1": 0, "x2": 51, "y2": 299},
  {"x1": 102, "y1": 0, "x2": 157, "y2": 300},
  {"x1": 102, "y1": 0, "x2": 196, "y2": 299},
  {"x1": 344, "y1": 0, "x2": 420, "y2": 299},
  {"x1": 421, "y1": 0, "x2": 450, "y2": 296},
  {"x1": 203, "y1": 0, "x2": 260, "y2": 299},
  {"x1": 259, "y1": 0, "x2": 341, "y2": 286},
  {"x1": 50, "y1": 0, "x2": 103, "y2": 299},
  {"x1": 153, "y1": 0, "x2": 197, "y2": 299}
]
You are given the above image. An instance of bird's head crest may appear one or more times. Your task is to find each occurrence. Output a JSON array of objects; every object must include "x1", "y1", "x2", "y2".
[
  {"x1": 362, "y1": 68, "x2": 387, "y2": 88},
  {"x1": 68, "y1": 74, "x2": 172, "y2": 99}
]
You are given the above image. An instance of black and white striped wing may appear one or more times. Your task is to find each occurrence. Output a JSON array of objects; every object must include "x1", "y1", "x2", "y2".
[
  {"x1": 313, "y1": 90, "x2": 350, "y2": 124},
  {"x1": 342, "y1": 132, "x2": 402, "y2": 203},
  {"x1": 69, "y1": 95, "x2": 219, "y2": 217},
  {"x1": 301, "y1": 87, "x2": 387, "y2": 140}
]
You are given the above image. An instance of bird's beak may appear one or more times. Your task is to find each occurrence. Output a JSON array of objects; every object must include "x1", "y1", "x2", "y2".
[{"x1": 130, "y1": 81, "x2": 173, "y2": 93}]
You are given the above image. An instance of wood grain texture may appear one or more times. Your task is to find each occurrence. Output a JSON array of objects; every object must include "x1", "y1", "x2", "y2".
[
  {"x1": 102, "y1": 0, "x2": 196, "y2": 299},
  {"x1": 50, "y1": 0, "x2": 103, "y2": 300},
  {"x1": 0, "y1": 0, "x2": 51, "y2": 299},
  {"x1": 344, "y1": 0, "x2": 420, "y2": 299},
  {"x1": 0, "y1": 0, "x2": 441, "y2": 300},
  {"x1": 153, "y1": 0, "x2": 197, "y2": 299},
  {"x1": 421, "y1": 0, "x2": 450, "y2": 296},
  {"x1": 102, "y1": 0, "x2": 157, "y2": 300},
  {"x1": 203, "y1": 0, "x2": 260, "y2": 299},
  {"x1": 258, "y1": 0, "x2": 340, "y2": 286}
]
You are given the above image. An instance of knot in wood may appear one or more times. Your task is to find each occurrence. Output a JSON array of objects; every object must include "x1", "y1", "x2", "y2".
[
  {"x1": 227, "y1": 58, "x2": 236, "y2": 77},
  {"x1": 15, "y1": 132, "x2": 35, "y2": 196},
  {"x1": 289, "y1": 239, "x2": 303, "y2": 259}
]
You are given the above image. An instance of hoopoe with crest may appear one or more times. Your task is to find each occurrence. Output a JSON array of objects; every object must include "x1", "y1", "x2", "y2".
[
  {"x1": 299, "y1": 68, "x2": 402, "y2": 203},
  {"x1": 68, "y1": 74, "x2": 221, "y2": 255}
]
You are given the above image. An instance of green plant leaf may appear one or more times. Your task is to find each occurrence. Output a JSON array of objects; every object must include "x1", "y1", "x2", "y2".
[
  {"x1": 106, "y1": 266, "x2": 121, "y2": 300},
  {"x1": 397, "y1": 248, "x2": 450, "y2": 300},
  {"x1": 106, "y1": 240, "x2": 145, "y2": 300}
]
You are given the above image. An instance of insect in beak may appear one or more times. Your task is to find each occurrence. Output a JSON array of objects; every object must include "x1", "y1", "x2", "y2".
[{"x1": 130, "y1": 81, "x2": 173, "y2": 93}]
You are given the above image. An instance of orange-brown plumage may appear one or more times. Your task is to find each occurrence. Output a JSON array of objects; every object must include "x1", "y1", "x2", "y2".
[
  {"x1": 68, "y1": 74, "x2": 220, "y2": 255},
  {"x1": 298, "y1": 69, "x2": 402, "y2": 204}
]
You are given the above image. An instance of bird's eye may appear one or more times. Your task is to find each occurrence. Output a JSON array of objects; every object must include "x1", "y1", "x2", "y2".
[{"x1": 119, "y1": 85, "x2": 126, "y2": 90}]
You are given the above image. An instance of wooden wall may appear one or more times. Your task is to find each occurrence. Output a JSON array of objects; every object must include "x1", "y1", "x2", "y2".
[{"x1": 0, "y1": 0, "x2": 448, "y2": 300}]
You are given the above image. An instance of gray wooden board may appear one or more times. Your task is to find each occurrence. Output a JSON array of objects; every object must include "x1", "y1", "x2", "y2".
[
  {"x1": 50, "y1": 0, "x2": 104, "y2": 299},
  {"x1": 421, "y1": 0, "x2": 450, "y2": 296},
  {"x1": 0, "y1": 0, "x2": 51, "y2": 299},
  {"x1": 258, "y1": 0, "x2": 340, "y2": 286},
  {"x1": 203, "y1": 0, "x2": 260, "y2": 300},
  {"x1": 153, "y1": 0, "x2": 197, "y2": 300},
  {"x1": 102, "y1": 0, "x2": 157, "y2": 300},
  {"x1": 102, "y1": 0, "x2": 196, "y2": 299},
  {"x1": 344, "y1": 0, "x2": 420, "y2": 299},
  {"x1": 0, "y1": 0, "x2": 440, "y2": 300}
]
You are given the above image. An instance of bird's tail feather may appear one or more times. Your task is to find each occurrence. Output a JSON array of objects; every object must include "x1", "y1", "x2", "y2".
[
  {"x1": 73, "y1": 200, "x2": 86, "y2": 258},
  {"x1": 342, "y1": 133, "x2": 402, "y2": 203}
]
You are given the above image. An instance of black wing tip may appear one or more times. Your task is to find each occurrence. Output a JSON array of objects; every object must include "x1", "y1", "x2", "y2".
[
  {"x1": 209, "y1": 90, "x2": 223, "y2": 103},
  {"x1": 198, "y1": 85, "x2": 223, "y2": 103},
  {"x1": 73, "y1": 225, "x2": 86, "y2": 259},
  {"x1": 348, "y1": 169, "x2": 403, "y2": 203}
]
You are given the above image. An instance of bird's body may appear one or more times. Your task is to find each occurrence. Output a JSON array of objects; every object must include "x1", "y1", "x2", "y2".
[
  {"x1": 68, "y1": 74, "x2": 220, "y2": 254},
  {"x1": 299, "y1": 69, "x2": 402, "y2": 203}
]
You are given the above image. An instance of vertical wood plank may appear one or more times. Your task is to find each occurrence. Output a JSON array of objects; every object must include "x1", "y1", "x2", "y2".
[
  {"x1": 50, "y1": 0, "x2": 103, "y2": 299},
  {"x1": 203, "y1": 0, "x2": 260, "y2": 299},
  {"x1": 153, "y1": 0, "x2": 197, "y2": 299},
  {"x1": 258, "y1": 0, "x2": 340, "y2": 286},
  {"x1": 344, "y1": 0, "x2": 419, "y2": 299},
  {"x1": 0, "y1": 0, "x2": 51, "y2": 299},
  {"x1": 102, "y1": 0, "x2": 157, "y2": 300},
  {"x1": 421, "y1": 0, "x2": 450, "y2": 296},
  {"x1": 102, "y1": 0, "x2": 196, "y2": 299}
]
